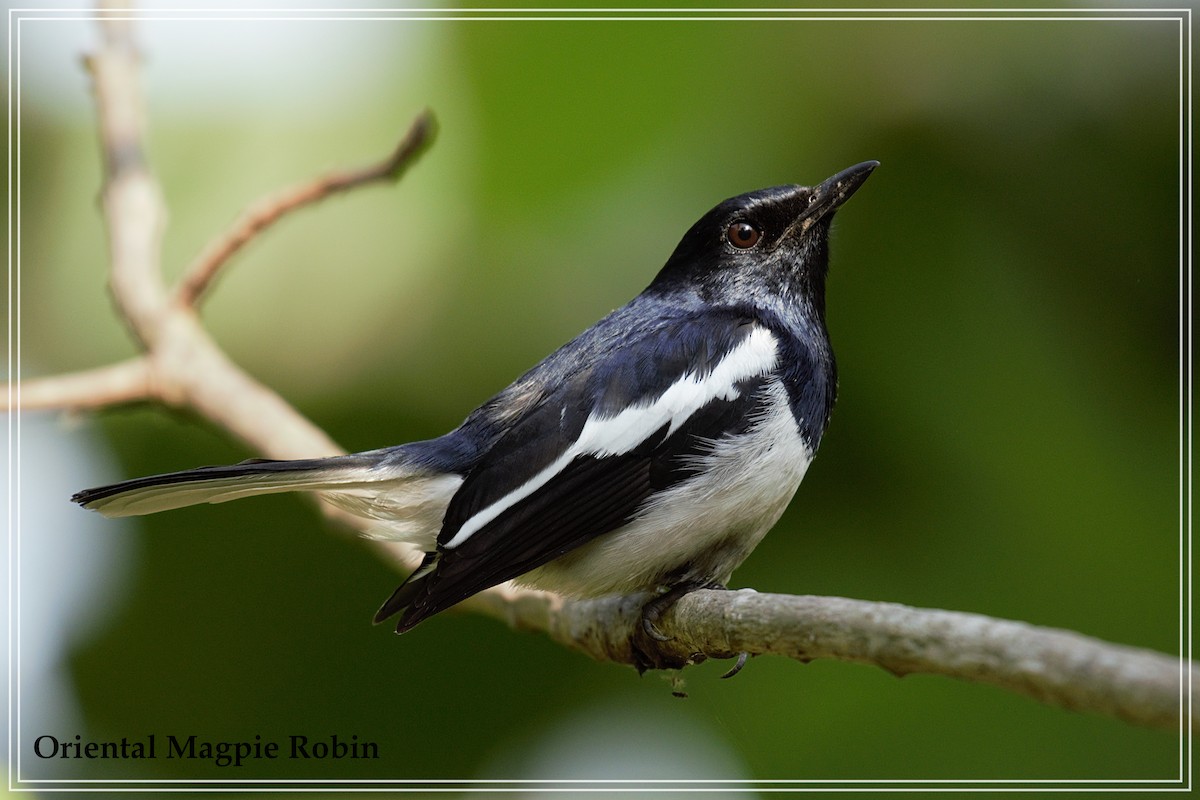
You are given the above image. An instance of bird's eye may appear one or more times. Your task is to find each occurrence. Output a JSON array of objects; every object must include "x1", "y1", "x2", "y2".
[{"x1": 727, "y1": 221, "x2": 762, "y2": 249}]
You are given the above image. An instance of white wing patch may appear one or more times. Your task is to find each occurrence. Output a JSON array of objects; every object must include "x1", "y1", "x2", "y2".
[
  {"x1": 443, "y1": 326, "x2": 780, "y2": 550},
  {"x1": 442, "y1": 449, "x2": 577, "y2": 549}
]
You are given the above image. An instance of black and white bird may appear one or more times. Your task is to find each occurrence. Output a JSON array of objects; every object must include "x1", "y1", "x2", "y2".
[{"x1": 73, "y1": 161, "x2": 877, "y2": 638}]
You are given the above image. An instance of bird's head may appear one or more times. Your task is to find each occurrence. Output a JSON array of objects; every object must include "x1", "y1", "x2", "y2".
[{"x1": 651, "y1": 161, "x2": 878, "y2": 318}]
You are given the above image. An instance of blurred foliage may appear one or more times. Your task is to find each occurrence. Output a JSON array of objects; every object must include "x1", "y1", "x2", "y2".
[{"x1": 10, "y1": 9, "x2": 1185, "y2": 785}]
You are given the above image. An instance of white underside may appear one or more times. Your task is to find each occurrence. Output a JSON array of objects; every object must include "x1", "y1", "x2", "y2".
[{"x1": 517, "y1": 378, "x2": 812, "y2": 596}]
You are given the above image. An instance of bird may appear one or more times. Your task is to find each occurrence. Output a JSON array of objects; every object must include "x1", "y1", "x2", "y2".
[{"x1": 72, "y1": 161, "x2": 878, "y2": 644}]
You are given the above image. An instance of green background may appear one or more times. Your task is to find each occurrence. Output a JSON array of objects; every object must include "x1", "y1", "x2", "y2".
[{"x1": 9, "y1": 6, "x2": 1186, "y2": 788}]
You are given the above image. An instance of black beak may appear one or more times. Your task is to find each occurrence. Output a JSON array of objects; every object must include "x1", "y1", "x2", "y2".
[{"x1": 805, "y1": 160, "x2": 879, "y2": 224}]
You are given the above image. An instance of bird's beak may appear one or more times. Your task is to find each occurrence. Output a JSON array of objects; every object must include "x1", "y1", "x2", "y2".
[{"x1": 800, "y1": 160, "x2": 879, "y2": 229}]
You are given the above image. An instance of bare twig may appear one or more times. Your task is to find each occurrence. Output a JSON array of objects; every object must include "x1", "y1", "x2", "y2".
[
  {"x1": 63, "y1": 6, "x2": 374, "y2": 466},
  {"x1": 173, "y1": 109, "x2": 436, "y2": 308},
  {"x1": 46, "y1": 5, "x2": 389, "y2": 535},
  {"x1": 10, "y1": 6, "x2": 1191, "y2": 738}
]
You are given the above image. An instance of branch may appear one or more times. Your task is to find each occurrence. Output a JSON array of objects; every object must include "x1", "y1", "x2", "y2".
[
  {"x1": 464, "y1": 589, "x2": 1191, "y2": 732},
  {"x1": 11, "y1": 5, "x2": 1191, "y2": 738},
  {"x1": 172, "y1": 109, "x2": 436, "y2": 308}
]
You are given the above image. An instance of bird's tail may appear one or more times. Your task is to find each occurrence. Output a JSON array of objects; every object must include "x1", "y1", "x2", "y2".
[{"x1": 71, "y1": 450, "x2": 412, "y2": 518}]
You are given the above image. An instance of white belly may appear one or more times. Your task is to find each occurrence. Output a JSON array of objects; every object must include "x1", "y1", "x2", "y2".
[{"x1": 519, "y1": 379, "x2": 813, "y2": 597}]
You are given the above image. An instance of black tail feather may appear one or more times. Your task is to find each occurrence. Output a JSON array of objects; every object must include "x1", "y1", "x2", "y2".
[{"x1": 374, "y1": 552, "x2": 439, "y2": 631}]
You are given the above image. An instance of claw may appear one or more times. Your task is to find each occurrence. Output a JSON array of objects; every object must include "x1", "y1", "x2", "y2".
[
  {"x1": 719, "y1": 651, "x2": 749, "y2": 679},
  {"x1": 641, "y1": 614, "x2": 672, "y2": 642}
]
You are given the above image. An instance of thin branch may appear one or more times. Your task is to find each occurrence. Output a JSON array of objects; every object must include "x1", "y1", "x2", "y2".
[
  {"x1": 172, "y1": 109, "x2": 437, "y2": 308},
  {"x1": 3, "y1": 358, "x2": 151, "y2": 412}
]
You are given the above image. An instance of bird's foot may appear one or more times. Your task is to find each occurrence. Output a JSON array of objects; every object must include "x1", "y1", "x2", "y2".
[
  {"x1": 639, "y1": 579, "x2": 715, "y2": 641},
  {"x1": 634, "y1": 581, "x2": 751, "y2": 678}
]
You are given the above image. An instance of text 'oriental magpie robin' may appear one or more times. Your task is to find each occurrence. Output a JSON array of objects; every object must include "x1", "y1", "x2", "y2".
[{"x1": 73, "y1": 161, "x2": 878, "y2": 638}]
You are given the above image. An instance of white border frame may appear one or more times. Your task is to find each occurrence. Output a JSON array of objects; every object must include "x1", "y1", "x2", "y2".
[{"x1": 5, "y1": 5, "x2": 1193, "y2": 793}]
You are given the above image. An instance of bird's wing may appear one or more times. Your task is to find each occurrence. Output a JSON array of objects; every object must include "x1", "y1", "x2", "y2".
[{"x1": 379, "y1": 310, "x2": 784, "y2": 630}]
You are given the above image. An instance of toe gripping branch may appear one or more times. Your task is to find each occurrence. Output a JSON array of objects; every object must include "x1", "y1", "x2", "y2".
[{"x1": 629, "y1": 582, "x2": 751, "y2": 680}]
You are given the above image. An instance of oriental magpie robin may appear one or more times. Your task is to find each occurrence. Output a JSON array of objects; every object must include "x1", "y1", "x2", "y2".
[{"x1": 73, "y1": 161, "x2": 877, "y2": 638}]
